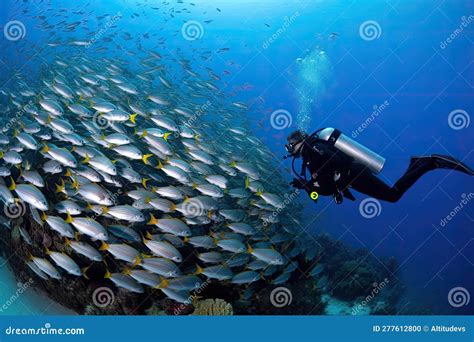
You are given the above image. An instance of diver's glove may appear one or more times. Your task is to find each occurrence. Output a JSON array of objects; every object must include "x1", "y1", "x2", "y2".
[
  {"x1": 290, "y1": 178, "x2": 307, "y2": 190},
  {"x1": 333, "y1": 191, "x2": 343, "y2": 204}
]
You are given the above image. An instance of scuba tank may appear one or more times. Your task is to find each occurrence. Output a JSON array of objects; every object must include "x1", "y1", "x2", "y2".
[{"x1": 317, "y1": 128, "x2": 385, "y2": 174}]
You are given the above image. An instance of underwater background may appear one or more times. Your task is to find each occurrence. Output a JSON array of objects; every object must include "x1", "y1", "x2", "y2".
[{"x1": 0, "y1": 0, "x2": 472, "y2": 315}]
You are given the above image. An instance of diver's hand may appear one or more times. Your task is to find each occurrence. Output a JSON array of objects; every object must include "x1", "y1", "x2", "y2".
[
  {"x1": 290, "y1": 178, "x2": 306, "y2": 190},
  {"x1": 333, "y1": 192, "x2": 343, "y2": 204}
]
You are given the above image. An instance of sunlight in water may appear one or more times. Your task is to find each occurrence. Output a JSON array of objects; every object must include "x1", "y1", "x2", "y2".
[{"x1": 295, "y1": 48, "x2": 333, "y2": 131}]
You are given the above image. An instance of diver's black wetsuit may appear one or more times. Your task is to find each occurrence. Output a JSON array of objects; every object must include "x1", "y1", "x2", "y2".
[{"x1": 294, "y1": 135, "x2": 439, "y2": 203}]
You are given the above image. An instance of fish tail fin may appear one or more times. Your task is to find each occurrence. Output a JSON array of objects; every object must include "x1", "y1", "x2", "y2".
[
  {"x1": 256, "y1": 190, "x2": 263, "y2": 197},
  {"x1": 183, "y1": 236, "x2": 189, "y2": 243},
  {"x1": 41, "y1": 142, "x2": 49, "y2": 153},
  {"x1": 64, "y1": 237, "x2": 71, "y2": 246},
  {"x1": 132, "y1": 256, "x2": 141, "y2": 267},
  {"x1": 55, "y1": 178, "x2": 65, "y2": 193},
  {"x1": 147, "y1": 213, "x2": 157, "y2": 225},
  {"x1": 122, "y1": 267, "x2": 131, "y2": 275},
  {"x1": 245, "y1": 177, "x2": 250, "y2": 189},
  {"x1": 104, "y1": 269, "x2": 112, "y2": 279},
  {"x1": 100, "y1": 206, "x2": 109, "y2": 214},
  {"x1": 99, "y1": 241, "x2": 109, "y2": 251},
  {"x1": 45, "y1": 247, "x2": 51, "y2": 255},
  {"x1": 71, "y1": 176, "x2": 79, "y2": 191},
  {"x1": 8, "y1": 176, "x2": 16, "y2": 191},
  {"x1": 158, "y1": 276, "x2": 169, "y2": 289},
  {"x1": 40, "y1": 212, "x2": 47, "y2": 222},
  {"x1": 156, "y1": 160, "x2": 163, "y2": 169},
  {"x1": 145, "y1": 231, "x2": 153, "y2": 240},
  {"x1": 230, "y1": 161, "x2": 237, "y2": 168},
  {"x1": 247, "y1": 244, "x2": 254, "y2": 254},
  {"x1": 65, "y1": 213, "x2": 74, "y2": 224},
  {"x1": 130, "y1": 113, "x2": 138, "y2": 124},
  {"x1": 65, "y1": 168, "x2": 72, "y2": 177},
  {"x1": 82, "y1": 154, "x2": 90, "y2": 164},
  {"x1": 0, "y1": 151, "x2": 3, "y2": 158},
  {"x1": 192, "y1": 182, "x2": 198, "y2": 190},
  {"x1": 170, "y1": 203, "x2": 176, "y2": 212},
  {"x1": 141, "y1": 177, "x2": 150, "y2": 189},
  {"x1": 74, "y1": 231, "x2": 80, "y2": 241},
  {"x1": 142, "y1": 154, "x2": 153, "y2": 165},
  {"x1": 194, "y1": 264, "x2": 204, "y2": 275},
  {"x1": 163, "y1": 132, "x2": 172, "y2": 141}
]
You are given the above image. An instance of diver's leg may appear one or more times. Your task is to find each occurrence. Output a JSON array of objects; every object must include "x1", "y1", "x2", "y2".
[{"x1": 349, "y1": 166, "x2": 401, "y2": 202}]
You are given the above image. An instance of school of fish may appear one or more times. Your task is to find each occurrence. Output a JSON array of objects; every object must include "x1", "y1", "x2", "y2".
[{"x1": 0, "y1": 1, "x2": 321, "y2": 305}]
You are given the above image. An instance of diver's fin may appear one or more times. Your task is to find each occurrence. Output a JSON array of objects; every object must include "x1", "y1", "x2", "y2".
[{"x1": 431, "y1": 154, "x2": 474, "y2": 176}]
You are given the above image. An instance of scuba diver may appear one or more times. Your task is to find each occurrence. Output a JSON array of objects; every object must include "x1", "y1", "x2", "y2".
[{"x1": 285, "y1": 128, "x2": 474, "y2": 204}]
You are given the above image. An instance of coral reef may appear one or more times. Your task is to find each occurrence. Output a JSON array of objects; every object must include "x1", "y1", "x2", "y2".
[
  {"x1": 0, "y1": 214, "x2": 406, "y2": 315},
  {"x1": 192, "y1": 298, "x2": 233, "y2": 316}
]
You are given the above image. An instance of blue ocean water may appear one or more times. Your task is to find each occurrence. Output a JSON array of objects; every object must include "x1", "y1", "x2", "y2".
[{"x1": 0, "y1": 0, "x2": 472, "y2": 315}]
